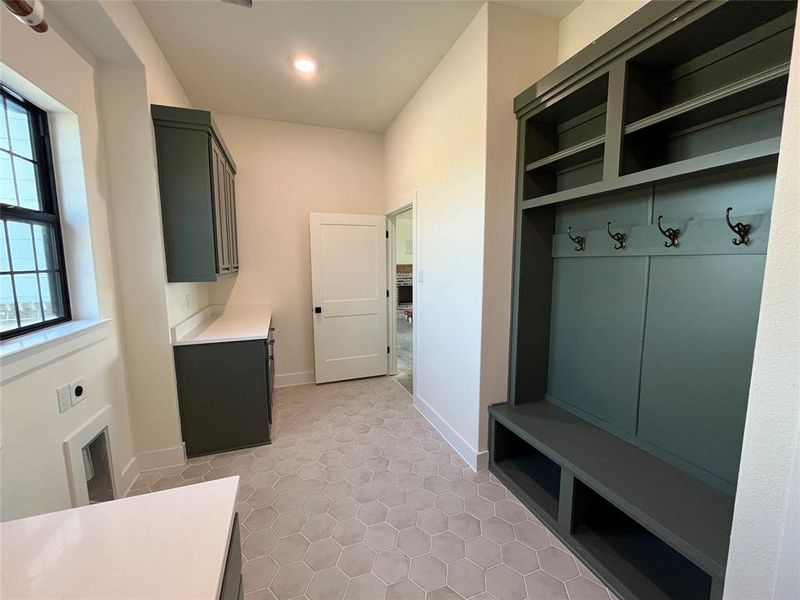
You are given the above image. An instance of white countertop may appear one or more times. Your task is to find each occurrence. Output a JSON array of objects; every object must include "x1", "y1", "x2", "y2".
[
  {"x1": 172, "y1": 303, "x2": 272, "y2": 346},
  {"x1": 0, "y1": 477, "x2": 239, "y2": 600}
]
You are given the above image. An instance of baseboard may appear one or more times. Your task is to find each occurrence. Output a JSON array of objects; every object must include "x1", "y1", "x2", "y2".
[
  {"x1": 275, "y1": 370, "x2": 315, "y2": 388},
  {"x1": 475, "y1": 449, "x2": 489, "y2": 471},
  {"x1": 119, "y1": 456, "x2": 140, "y2": 497},
  {"x1": 413, "y1": 393, "x2": 485, "y2": 473},
  {"x1": 119, "y1": 444, "x2": 186, "y2": 496}
]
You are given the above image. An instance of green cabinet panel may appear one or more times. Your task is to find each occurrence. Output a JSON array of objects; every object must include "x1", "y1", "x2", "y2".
[
  {"x1": 152, "y1": 105, "x2": 238, "y2": 282},
  {"x1": 638, "y1": 255, "x2": 766, "y2": 485},
  {"x1": 173, "y1": 339, "x2": 271, "y2": 457},
  {"x1": 548, "y1": 256, "x2": 648, "y2": 434},
  {"x1": 219, "y1": 513, "x2": 242, "y2": 600}
]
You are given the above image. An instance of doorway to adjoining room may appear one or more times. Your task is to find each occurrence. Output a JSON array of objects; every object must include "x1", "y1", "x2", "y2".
[{"x1": 390, "y1": 207, "x2": 413, "y2": 394}]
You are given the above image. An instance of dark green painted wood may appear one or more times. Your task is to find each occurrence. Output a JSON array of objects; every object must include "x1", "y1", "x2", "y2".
[
  {"x1": 552, "y1": 212, "x2": 771, "y2": 258},
  {"x1": 492, "y1": 419, "x2": 561, "y2": 520},
  {"x1": 151, "y1": 104, "x2": 237, "y2": 172},
  {"x1": 153, "y1": 125, "x2": 218, "y2": 282},
  {"x1": 489, "y1": 401, "x2": 734, "y2": 579},
  {"x1": 219, "y1": 513, "x2": 242, "y2": 600},
  {"x1": 508, "y1": 207, "x2": 555, "y2": 406},
  {"x1": 638, "y1": 254, "x2": 767, "y2": 485},
  {"x1": 548, "y1": 256, "x2": 648, "y2": 433},
  {"x1": 522, "y1": 137, "x2": 781, "y2": 209},
  {"x1": 153, "y1": 105, "x2": 239, "y2": 282},
  {"x1": 513, "y1": 1, "x2": 690, "y2": 114},
  {"x1": 571, "y1": 479, "x2": 713, "y2": 600},
  {"x1": 173, "y1": 340, "x2": 270, "y2": 457},
  {"x1": 497, "y1": 3, "x2": 795, "y2": 599},
  {"x1": 653, "y1": 162, "x2": 777, "y2": 219}
]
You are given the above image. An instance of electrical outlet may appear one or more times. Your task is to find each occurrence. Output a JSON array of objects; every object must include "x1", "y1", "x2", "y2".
[
  {"x1": 57, "y1": 385, "x2": 71, "y2": 414},
  {"x1": 70, "y1": 378, "x2": 86, "y2": 406}
]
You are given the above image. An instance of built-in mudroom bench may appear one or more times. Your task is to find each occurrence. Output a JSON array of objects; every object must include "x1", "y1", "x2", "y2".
[{"x1": 489, "y1": 2, "x2": 797, "y2": 599}]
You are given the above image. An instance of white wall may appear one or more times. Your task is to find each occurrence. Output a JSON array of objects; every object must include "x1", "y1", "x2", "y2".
[
  {"x1": 383, "y1": 3, "x2": 558, "y2": 469},
  {"x1": 557, "y1": 0, "x2": 648, "y2": 64},
  {"x1": 385, "y1": 5, "x2": 489, "y2": 467},
  {"x1": 0, "y1": 10, "x2": 136, "y2": 520},
  {"x1": 724, "y1": 12, "x2": 800, "y2": 599},
  {"x1": 480, "y1": 2, "x2": 558, "y2": 455},
  {"x1": 96, "y1": 0, "x2": 209, "y2": 329},
  {"x1": 46, "y1": 0, "x2": 208, "y2": 330},
  {"x1": 209, "y1": 115, "x2": 384, "y2": 386}
]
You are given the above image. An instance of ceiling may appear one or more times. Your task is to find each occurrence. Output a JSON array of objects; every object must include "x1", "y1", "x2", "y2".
[
  {"x1": 501, "y1": 1, "x2": 582, "y2": 21},
  {"x1": 135, "y1": 1, "x2": 581, "y2": 133}
]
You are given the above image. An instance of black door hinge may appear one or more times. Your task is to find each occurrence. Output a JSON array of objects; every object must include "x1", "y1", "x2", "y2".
[
  {"x1": 387, "y1": 346, "x2": 390, "y2": 354},
  {"x1": 386, "y1": 231, "x2": 389, "y2": 239},
  {"x1": 386, "y1": 289, "x2": 389, "y2": 298}
]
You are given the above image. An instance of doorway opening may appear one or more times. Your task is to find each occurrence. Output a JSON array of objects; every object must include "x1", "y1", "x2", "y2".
[{"x1": 389, "y1": 206, "x2": 413, "y2": 395}]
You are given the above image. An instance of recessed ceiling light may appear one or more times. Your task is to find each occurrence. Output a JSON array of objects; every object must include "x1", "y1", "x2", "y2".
[{"x1": 293, "y1": 57, "x2": 317, "y2": 74}]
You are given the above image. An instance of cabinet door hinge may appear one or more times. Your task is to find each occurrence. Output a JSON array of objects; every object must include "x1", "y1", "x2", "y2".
[
  {"x1": 387, "y1": 346, "x2": 390, "y2": 354},
  {"x1": 386, "y1": 289, "x2": 390, "y2": 298}
]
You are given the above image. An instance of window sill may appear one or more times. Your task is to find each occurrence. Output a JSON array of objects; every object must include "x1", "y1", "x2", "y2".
[{"x1": 0, "y1": 319, "x2": 111, "y2": 383}]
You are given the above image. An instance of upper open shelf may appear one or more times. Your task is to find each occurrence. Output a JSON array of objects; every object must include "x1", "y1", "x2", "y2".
[
  {"x1": 518, "y1": 0, "x2": 796, "y2": 206},
  {"x1": 523, "y1": 74, "x2": 608, "y2": 200}
]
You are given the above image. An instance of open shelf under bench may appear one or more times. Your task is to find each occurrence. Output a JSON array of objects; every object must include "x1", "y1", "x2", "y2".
[{"x1": 488, "y1": 401, "x2": 734, "y2": 582}]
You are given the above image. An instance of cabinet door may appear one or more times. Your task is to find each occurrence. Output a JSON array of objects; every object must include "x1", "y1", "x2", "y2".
[
  {"x1": 173, "y1": 341, "x2": 269, "y2": 456},
  {"x1": 228, "y1": 167, "x2": 239, "y2": 269},
  {"x1": 211, "y1": 141, "x2": 231, "y2": 274}
]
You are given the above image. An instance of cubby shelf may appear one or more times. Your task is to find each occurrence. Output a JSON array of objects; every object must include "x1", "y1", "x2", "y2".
[
  {"x1": 521, "y1": 136, "x2": 781, "y2": 210},
  {"x1": 525, "y1": 135, "x2": 605, "y2": 172},
  {"x1": 489, "y1": 401, "x2": 734, "y2": 578},
  {"x1": 623, "y1": 62, "x2": 790, "y2": 135}
]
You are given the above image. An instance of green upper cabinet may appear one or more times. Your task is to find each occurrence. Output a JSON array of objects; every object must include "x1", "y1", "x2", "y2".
[{"x1": 152, "y1": 105, "x2": 239, "y2": 282}]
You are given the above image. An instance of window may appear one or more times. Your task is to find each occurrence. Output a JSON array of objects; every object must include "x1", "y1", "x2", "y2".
[{"x1": 1, "y1": 86, "x2": 70, "y2": 339}]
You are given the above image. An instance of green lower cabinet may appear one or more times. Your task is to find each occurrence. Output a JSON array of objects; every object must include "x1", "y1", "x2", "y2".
[{"x1": 173, "y1": 339, "x2": 272, "y2": 457}]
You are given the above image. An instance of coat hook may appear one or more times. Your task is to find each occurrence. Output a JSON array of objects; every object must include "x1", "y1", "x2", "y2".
[
  {"x1": 657, "y1": 215, "x2": 680, "y2": 248},
  {"x1": 567, "y1": 226, "x2": 585, "y2": 252},
  {"x1": 606, "y1": 221, "x2": 626, "y2": 250},
  {"x1": 725, "y1": 207, "x2": 750, "y2": 246}
]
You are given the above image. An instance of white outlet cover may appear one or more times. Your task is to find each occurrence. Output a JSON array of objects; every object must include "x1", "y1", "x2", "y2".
[
  {"x1": 70, "y1": 378, "x2": 86, "y2": 406},
  {"x1": 57, "y1": 385, "x2": 71, "y2": 414}
]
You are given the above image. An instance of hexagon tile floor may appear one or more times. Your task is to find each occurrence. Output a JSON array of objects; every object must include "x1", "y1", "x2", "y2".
[{"x1": 127, "y1": 376, "x2": 617, "y2": 600}]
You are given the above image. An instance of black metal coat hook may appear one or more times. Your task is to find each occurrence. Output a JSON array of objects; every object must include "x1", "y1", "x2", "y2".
[
  {"x1": 657, "y1": 215, "x2": 680, "y2": 248},
  {"x1": 567, "y1": 226, "x2": 585, "y2": 252},
  {"x1": 606, "y1": 221, "x2": 626, "y2": 250},
  {"x1": 725, "y1": 207, "x2": 751, "y2": 246}
]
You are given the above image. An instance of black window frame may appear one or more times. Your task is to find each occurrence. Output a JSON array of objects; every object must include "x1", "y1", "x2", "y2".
[{"x1": 1, "y1": 85, "x2": 71, "y2": 340}]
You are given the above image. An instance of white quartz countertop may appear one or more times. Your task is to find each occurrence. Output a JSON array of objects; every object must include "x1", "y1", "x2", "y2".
[
  {"x1": 172, "y1": 303, "x2": 272, "y2": 346},
  {"x1": 0, "y1": 477, "x2": 239, "y2": 600}
]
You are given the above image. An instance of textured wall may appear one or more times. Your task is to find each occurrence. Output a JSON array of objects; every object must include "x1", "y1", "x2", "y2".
[
  {"x1": 384, "y1": 6, "x2": 489, "y2": 467},
  {"x1": 0, "y1": 9, "x2": 135, "y2": 521},
  {"x1": 209, "y1": 115, "x2": 384, "y2": 386}
]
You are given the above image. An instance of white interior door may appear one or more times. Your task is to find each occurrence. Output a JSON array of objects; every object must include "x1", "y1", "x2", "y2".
[{"x1": 310, "y1": 212, "x2": 388, "y2": 384}]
